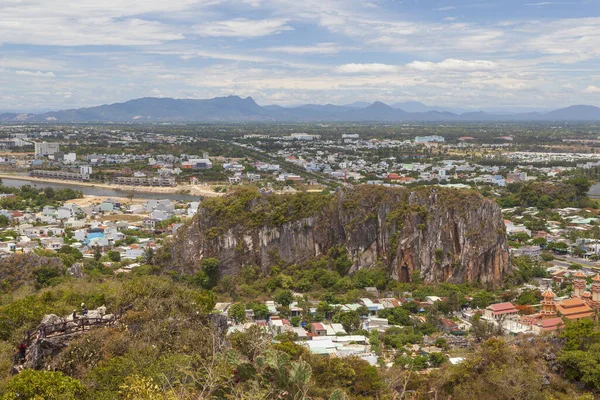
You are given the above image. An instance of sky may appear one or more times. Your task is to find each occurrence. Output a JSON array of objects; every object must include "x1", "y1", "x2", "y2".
[{"x1": 1, "y1": 0, "x2": 599, "y2": 112}]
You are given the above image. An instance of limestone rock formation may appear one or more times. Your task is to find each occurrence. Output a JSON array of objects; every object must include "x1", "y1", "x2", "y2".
[
  {"x1": 16, "y1": 306, "x2": 116, "y2": 372},
  {"x1": 169, "y1": 186, "x2": 510, "y2": 285}
]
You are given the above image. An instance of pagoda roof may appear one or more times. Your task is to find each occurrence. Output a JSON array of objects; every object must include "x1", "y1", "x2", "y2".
[
  {"x1": 556, "y1": 298, "x2": 593, "y2": 320},
  {"x1": 542, "y1": 288, "x2": 556, "y2": 298}
]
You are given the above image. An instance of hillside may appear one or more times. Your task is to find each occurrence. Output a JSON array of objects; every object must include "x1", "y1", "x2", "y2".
[
  {"x1": 1, "y1": 96, "x2": 599, "y2": 123},
  {"x1": 168, "y1": 185, "x2": 511, "y2": 285}
]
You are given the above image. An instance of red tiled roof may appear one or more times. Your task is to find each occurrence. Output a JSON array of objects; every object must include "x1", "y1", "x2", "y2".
[
  {"x1": 488, "y1": 302, "x2": 518, "y2": 312},
  {"x1": 312, "y1": 323, "x2": 325, "y2": 331},
  {"x1": 541, "y1": 318, "x2": 564, "y2": 330},
  {"x1": 556, "y1": 298, "x2": 593, "y2": 320},
  {"x1": 440, "y1": 318, "x2": 458, "y2": 328}
]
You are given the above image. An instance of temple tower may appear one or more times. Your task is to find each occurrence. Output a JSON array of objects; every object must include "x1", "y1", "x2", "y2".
[
  {"x1": 573, "y1": 271, "x2": 587, "y2": 298},
  {"x1": 541, "y1": 287, "x2": 557, "y2": 319}
]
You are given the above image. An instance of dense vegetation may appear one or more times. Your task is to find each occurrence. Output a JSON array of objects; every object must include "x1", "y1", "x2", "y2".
[
  {"x1": 200, "y1": 186, "x2": 331, "y2": 230},
  {"x1": 0, "y1": 184, "x2": 82, "y2": 211},
  {"x1": 0, "y1": 265, "x2": 597, "y2": 399},
  {"x1": 496, "y1": 177, "x2": 594, "y2": 209}
]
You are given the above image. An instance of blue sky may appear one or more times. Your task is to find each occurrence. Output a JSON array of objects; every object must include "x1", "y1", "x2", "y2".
[{"x1": 0, "y1": 0, "x2": 599, "y2": 112}]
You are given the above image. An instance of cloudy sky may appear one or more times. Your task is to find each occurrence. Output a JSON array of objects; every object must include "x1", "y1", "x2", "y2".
[{"x1": 1, "y1": 0, "x2": 599, "y2": 112}]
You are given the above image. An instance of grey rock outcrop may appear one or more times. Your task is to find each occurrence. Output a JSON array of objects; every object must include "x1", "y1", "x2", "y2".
[{"x1": 170, "y1": 186, "x2": 510, "y2": 285}]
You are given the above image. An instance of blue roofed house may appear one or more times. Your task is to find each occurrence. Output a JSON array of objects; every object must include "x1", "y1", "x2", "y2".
[{"x1": 359, "y1": 298, "x2": 383, "y2": 316}]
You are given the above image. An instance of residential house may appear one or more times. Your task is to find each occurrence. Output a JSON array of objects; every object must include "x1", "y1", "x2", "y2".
[{"x1": 310, "y1": 323, "x2": 327, "y2": 337}]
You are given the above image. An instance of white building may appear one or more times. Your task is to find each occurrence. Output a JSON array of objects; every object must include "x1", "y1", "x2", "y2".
[
  {"x1": 414, "y1": 135, "x2": 445, "y2": 143},
  {"x1": 34, "y1": 142, "x2": 60, "y2": 157},
  {"x1": 63, "y1": 153, "x2": 77, "y2": 163}
]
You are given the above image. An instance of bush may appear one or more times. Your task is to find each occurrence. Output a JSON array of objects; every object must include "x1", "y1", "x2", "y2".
[
  {"x1": 2, "y1": 370, "x2": 87, "y2": 400},
  {"x1": 107, "y1": 250, "x2": 121, "y2": 262}
]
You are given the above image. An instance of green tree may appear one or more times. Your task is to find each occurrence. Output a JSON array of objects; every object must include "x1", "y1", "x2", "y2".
[
  {"x1": 201, "y1": 257, "x2": 220, "y2": 289},
  {"x1": 567, "y1": 176, "x2": 591, "y2": 198},
  {"x1": 251, "y1": 303, "x2": 270, "y2": 320},
  {"x1": 557, "y1": 319, "x2": 600, "y2": 390},
  {"x1": 515, "y1": 289, "x2": 541, "y2": 305},
  {"x1": 2, "y1": 370, "x2": 87, "y2": 400},
  {"x1": 471, "y1": 291, "x2": 497, "y2": 309},
  {"x1": 333, "y1": 311, "x2": 362, "y2": 333},
  {"x1": 228, "y1": 302, "x2": 246, "y2": 324},
  {"x1": 429, "y1": 352, "x2": 447, "y2": 367},
  {"x1": 93, "y1": 246, "x2": 102, "y2": 261},
  {"x1": 0, "y1": 215, "x2": 9, "y2": 227},
  {"x1": 107, "y1": 250, "x2": 121, "y2": 262},
  {"x1": 274, "y1": 289, "x2": 294, "y2": 307}
]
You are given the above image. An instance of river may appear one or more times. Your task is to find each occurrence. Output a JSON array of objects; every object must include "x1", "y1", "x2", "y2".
[
  {"x1": 589, "y1": 182, "x2": 600, "y2": 199},
  {"x1": 0, "y1": 178, "x2": 201, "y2": 202}
]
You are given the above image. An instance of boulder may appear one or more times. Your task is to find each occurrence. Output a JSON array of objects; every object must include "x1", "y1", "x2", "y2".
[
  {"x1": 40, "y1": 314, "x2": 64, "y2": 326},
  {"x1": 87, "y1": 310, "x2": 102, "y2": 319},
  {"x1": 25, "y1": 336, "x2": 70, "y2": 370},
  {"x1": 66, "y1": 263, "x2": 83, "y2": 278}
]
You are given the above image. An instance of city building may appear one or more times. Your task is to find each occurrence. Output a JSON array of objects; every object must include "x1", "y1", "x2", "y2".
[
  {"x1": 414, "y1": 135, "x2": 445, "y2": 143},
  {"x1": 34, "y1": 142, "x2": 60, "y2": 157}
]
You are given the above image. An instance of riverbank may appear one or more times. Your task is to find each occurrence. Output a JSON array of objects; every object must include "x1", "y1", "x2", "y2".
[{"x1": 0, "y1": 173, "x2": 225, "y2": 198}]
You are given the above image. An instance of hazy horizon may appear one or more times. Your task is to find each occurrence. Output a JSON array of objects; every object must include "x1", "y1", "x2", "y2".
[
  {"x1": 1, "y1": 0, "x2": 599, "y2": 111},
  {"x1": 0, "y1": 95, "x2": 589, "y2": 116}
]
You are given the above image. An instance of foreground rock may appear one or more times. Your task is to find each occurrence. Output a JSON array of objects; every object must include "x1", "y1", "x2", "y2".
[
  {"x1": 169, "y1": 186, "x2": 510, "y2": 285},
  {"x1": 15, "y1": 306, "x2": 115, "y2": 372}
]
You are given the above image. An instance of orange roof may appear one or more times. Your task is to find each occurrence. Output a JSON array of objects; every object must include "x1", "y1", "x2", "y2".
[
  {"x1": 542, "y1": 288, "x2": 556, "y2": 298},
  {"x1": 573, "y1": 271, "x2": 586, "y2": 278},
  {"x1": 311, "y1": 323, "x2": 325, "y2": 331},
  {"x1": 593, "y1": 274, "x2": 600, "y2": 282},
  {"x1": 556, "y1": 298, "x2": 593, "y2": 320},
  {"x1": 540, "y1": 317, "x2": 564, "y2": 331},
  {"x1": 487, "y1": 302, "x2": 519, "y2": 315}
]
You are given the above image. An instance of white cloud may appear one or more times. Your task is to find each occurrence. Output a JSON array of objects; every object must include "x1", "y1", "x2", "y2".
[
  {"x1": 524, "y1": 2, "x2": 557, "y2": 6},
  {"x1": 0, "y1": 57, "x2": 63, "y2": 71},
  {"x1": 584, "y1": 86, "x2": 600, "y2": 94},
  {"x1": 519, "y1": 18, "x2": 600, "y2": 58},
  {"x1": 14, "y1": 70, "x2": 55, "y2": 77},
  {"x1": 0, "y1": 0, "x2": 213, "y2": 46},
  {"x1": 334, "y1": 63, "x2": 399, "y2": 74},
  {"x1": 264, "y1": 42, "x2": 346, "y2": 54},
  {"x1": 0, "y1": 0, "x2": 599, "y2": 110},
  {"x1": 407, "y1": 59, "x2": 497, "y2": 72},
  {"x1": 194, "y1": 18, "x2": 293, "y2": 37},
  {"x1": 0, "y1": 17, "x2": 183, "y2": 46},
  {"x1": 435, "y1": 6, "x2": 456, "y2": 11}
]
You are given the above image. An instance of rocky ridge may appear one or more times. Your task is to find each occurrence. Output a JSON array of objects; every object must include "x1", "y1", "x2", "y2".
[{"x1": 169, "y1": 186, "x2": 511, "y2": 285}]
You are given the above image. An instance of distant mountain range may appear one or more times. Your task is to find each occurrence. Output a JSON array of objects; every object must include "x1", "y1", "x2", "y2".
[{"x1": 1, "y1": 96, "x2": 600, "y2": 123}]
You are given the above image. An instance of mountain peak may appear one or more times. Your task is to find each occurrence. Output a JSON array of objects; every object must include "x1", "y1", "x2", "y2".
[
  {"x1": 367, "y1": 101, "x2": 394, "y2": 111},
  {"x1": 2, "y1": 96, "x2": 600, "y2": 122}
]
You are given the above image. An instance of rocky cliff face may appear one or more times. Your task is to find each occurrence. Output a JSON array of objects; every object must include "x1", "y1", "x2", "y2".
[{"x1": 169, "y1": 186, "x2": 510, "y2": 285}]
